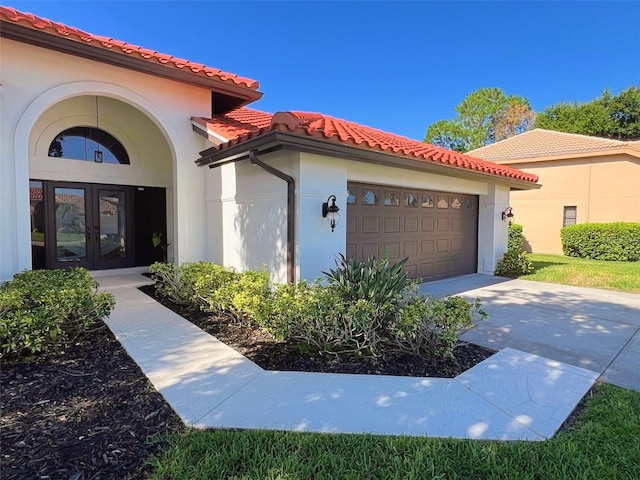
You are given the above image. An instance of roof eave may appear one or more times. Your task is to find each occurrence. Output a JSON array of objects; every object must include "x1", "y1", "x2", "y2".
[
  {"x1": 1, "y1": 21, "x2": 263, "y2": 112},
  {"x1": 489, "y1": 147, "x2": 640, "y2": 164},
  {"x1": 196, "y1": 131, "x2": 540, "y2": 190}
]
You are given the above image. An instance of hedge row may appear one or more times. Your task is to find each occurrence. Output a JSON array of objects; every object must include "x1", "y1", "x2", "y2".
[
  {"x1": 561, "y1": 223, "x2": 640, "y2": 261},
  {"x1": 149, "y1": 260, "x2": 486, "y2": 359}
]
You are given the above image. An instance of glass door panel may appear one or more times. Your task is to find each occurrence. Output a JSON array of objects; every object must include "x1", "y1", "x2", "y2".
[
  {"x1": 98, "y1": 190, "x2": 127, "y2": 260},
  {"x1": 54, "y1": 187, "x2": 88, "y2": 263},
  {"x1": 43, "y1": 181, "x2": 135, "y2": 270}
]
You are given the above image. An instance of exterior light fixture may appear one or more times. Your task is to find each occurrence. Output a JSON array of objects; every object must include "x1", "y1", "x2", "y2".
[
  {"x1": 94, "y1": 96, "x2": 103, "y2": 163},
  {"x1": 322, "y1": 195, "x2": 340, "y2": 232},
  {"x1": 502, "y1": 207, "x2": 515, "y2": 224}
]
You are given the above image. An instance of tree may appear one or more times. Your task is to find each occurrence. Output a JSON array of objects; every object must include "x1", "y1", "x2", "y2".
[
  {"x1": 495, "y1": 99, "x2": 537, "y2": 142},
  {"x1": 424, "y1": 88, "x2": 535, "y2": 152},
  {"x1": 535, "y1": 86, "x2": 640, "y2": 139}
]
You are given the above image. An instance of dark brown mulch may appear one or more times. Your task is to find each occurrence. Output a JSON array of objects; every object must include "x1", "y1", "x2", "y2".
[
  {"x1": 0, "y1": 324, "x2": 184, "y2": 480},
  {"x1": 138, "y1": 285, "x2": 497, "y2": 378}
]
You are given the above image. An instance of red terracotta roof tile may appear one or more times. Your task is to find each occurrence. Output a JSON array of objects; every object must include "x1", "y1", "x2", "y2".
[
  {"x1": 0, "y1": 5, "x2": 259, "y2": 90},
  {"x1": 192, "y1": 108, "x2": 273, "y2": 139},
  {"x1": 198, "y1": 108, "x2": 539, "y2": 184}
]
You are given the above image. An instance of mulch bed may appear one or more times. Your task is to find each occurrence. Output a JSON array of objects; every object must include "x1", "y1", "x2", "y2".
[
  {"x1": 1, "y1": 325, "x2": 184, "y2": 480},
  {"x1": 1, "y1": 284, "x2": 591, "y2": 479},
  {"x1": 138, "y1": 285, "x2": 497, "y2": 378}
]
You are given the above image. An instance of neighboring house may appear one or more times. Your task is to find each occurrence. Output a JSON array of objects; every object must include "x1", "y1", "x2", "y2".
[
  {"x1": 469, "y1": 129, "x2": 640, "y2": 254},
  {"x1": 0, "y1": 6, "x2": 539, "y2": 284}
]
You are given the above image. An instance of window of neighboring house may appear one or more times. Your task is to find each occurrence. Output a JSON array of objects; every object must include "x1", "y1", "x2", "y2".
[
  {"x1": 48, "y1": 127, "x2": 130, "y2": 164},
  {"x1": 563, "y1": 206, "x2": 577, "y2": 227}
]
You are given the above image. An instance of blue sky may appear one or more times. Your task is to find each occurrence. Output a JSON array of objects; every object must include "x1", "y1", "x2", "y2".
[{"x1": 7, "y1": 1, "x2": 640, "y2": 140}]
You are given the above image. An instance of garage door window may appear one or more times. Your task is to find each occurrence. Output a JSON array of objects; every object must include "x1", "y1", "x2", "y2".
[
  {"x1": 384, "y1": 191, "x2": 400, "y2": 206},
  {"x1": 437, "y1": 196, "x2": 449, "y2": 208},
  {"x1": 452, "y1": 197, "x2": 462, "y2": 209},
  {"x1": 347, "y1": 188, "x2": 356, "y2": 204},
  {"x1": 362, "y1": 189, "x2": 378, "y2": 205},
  {"x1": 405, "y1": 193, "x2": 418, "y2": 207},
  {"x1": 422, "y1": 195, "x2": 434, "y2": 208}
]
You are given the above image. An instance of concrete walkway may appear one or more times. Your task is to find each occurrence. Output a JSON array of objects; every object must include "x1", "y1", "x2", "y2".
[
  {"x1": 98, "y1": 273, "x2": 597, "y2": 441},
  {"x1": 419, "y1": 275, "x2": 640, "y2": 392}
]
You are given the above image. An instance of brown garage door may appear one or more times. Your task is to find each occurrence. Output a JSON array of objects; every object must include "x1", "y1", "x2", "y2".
[{"x1": 346, "y1": 182, "x2": 478, "y2": 281}]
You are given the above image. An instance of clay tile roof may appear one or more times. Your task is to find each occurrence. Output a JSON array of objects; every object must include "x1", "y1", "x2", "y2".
[
  {"x1": 192, "y1": 108, "x2": 273, "y2": 139},
  {"x1": 0, "y1": 5, "x2": 259, "y2": 90},
  {"x1": 198, "y1": 108, "x2": 539, "y2": 184},
  {"x1": 469, "y1": 128, "x2": 640, "y2": 161}
]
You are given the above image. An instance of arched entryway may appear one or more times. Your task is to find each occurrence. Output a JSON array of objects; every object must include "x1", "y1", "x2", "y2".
[{"x1": 27, "y1": 94, "x2": 174, "y2": 271}]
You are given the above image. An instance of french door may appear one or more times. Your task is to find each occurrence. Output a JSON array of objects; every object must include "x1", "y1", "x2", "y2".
[{"x1": 45, "y1": 182, "x2": 135, "y2": 270}]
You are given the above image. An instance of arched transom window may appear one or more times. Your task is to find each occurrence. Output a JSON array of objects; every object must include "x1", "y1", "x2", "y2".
[{"x1": 48, "y1": 127, "x2": 130, "y2": 164}]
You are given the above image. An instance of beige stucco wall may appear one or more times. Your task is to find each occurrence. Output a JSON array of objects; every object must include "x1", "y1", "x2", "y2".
[
  {"x1": 506, "y1": 155, "x2": 640, "y2": 253},
  {"x1": 0, "y1": 38, "x2": 211, "y2": 280}
]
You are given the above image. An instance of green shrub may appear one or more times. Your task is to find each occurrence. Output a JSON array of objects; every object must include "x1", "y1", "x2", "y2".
[
  {"x1": 508, "y1": 223, "x2": 525, "y2": 251},
  {"x1": 323, "y1": 255, "x2": 410, "y2": 308},
  {"x1": 150, "y1": 260, "x2": 487, "y2": 360},
  {"x1": 207, "y1": 269, "x2": 271, "y2": 325},
  {"x1": 151, "y1": 262, "x2": 272, "y2": 326},
  {"x1": 393, "y1": 296, "x2": 485, "y2": 358},
  {"x1": 561, "y1": 223, "x2": 640, "y2": 261},
  {"x1": 0, "y1": 268, "x2": 115, "y2": 358},
  {"x1": 290, "y1": 288, "x2": 485, "y2": 358},
  {"x1": 268, "y1": 282, "x2": 319, "y2": 340},
  {"x1": 289, "y1": 285, "x2": 392, "y2": 356},
  {"x1": 149, "y1": 261, "x2": 234, "y2": 308},
  {"x1": 495, "y1": 249, "x2": 534, "y2": 277}
]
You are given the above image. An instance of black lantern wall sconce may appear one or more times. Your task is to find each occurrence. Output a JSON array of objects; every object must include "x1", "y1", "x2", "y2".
[
  {"x1": 502, "y1": 206, "x2": 515, "y2": 224},
  {"x1": 94, "y1": 96, "x2": 103, "y2": 163},
  {"x1": 322, "y1": 195, "x2": 341, "y2": 232}
]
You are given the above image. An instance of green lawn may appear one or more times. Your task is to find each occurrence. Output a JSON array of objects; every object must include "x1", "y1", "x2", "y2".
[
  {"x1": 148, "y1": 384, "x2": 640, "y2": 480},
  {"x1": 521, "y1": 254, "x2": 640, "y2": 293}
]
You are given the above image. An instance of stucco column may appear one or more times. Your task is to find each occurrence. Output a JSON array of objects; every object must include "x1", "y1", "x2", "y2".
[
  {"x1": 297, "y1": 153, "x2": 348, "y2": 282},
  {"x1": 477, "y1": 183, "x2": 511, "y2": 275}
]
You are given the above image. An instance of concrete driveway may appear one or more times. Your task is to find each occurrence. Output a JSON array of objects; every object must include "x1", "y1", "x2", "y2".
[{"x1": 419, "y1": 275, "x2": 640, "y2": 392}]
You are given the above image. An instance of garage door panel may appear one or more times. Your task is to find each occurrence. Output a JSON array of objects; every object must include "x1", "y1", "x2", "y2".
[
  {"x1": 362, "y1": 243, "x2": 379, "y2": 259},
  {"x1": 404, "y1": 216, "x2": 418, "y2": 232},
  {"x1": 403, "y1": 240, "x2": 418, "y2": 257},
  {"x1": 383, "y1": 242, "x2": 400, "y2": 259},
  {"x1": 422, "y1": 217, "x2": 435, "y2": 232},
  {"x1": 421, "y1": 239, "x2": 434, "y2": 254},
  {"x1": 362, "y1": 216, "x2": 380, "y2": 233},
  {"x1": 347, "y1": 183, "x2": 478, "y2": 281},
  {"x1": 384, "y1": 216, "x2": 400, "y2": 233},
  {"x1": 345, "y1": 243, "x2": 356, "y2": 259},
  {"x1": 437, "y1": 217, "x2": 449, "y2": 232},
  {"x1": 418, "y1": 262, "x2": 433, "y2": 278},
  {"x1": 434, "y1": 260, "x2": 450, "y2": 275},
  {"x1": 346, "y1": 215, "x2": 357, "y2": 234},
  {"x1": 404, "y1": 263, "x2": 417, "y2": 278}
]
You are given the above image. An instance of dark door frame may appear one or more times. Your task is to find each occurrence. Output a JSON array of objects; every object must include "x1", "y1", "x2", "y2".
[{"x1": 44, "y1": 181, "x2": 135, "y2": 270}]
